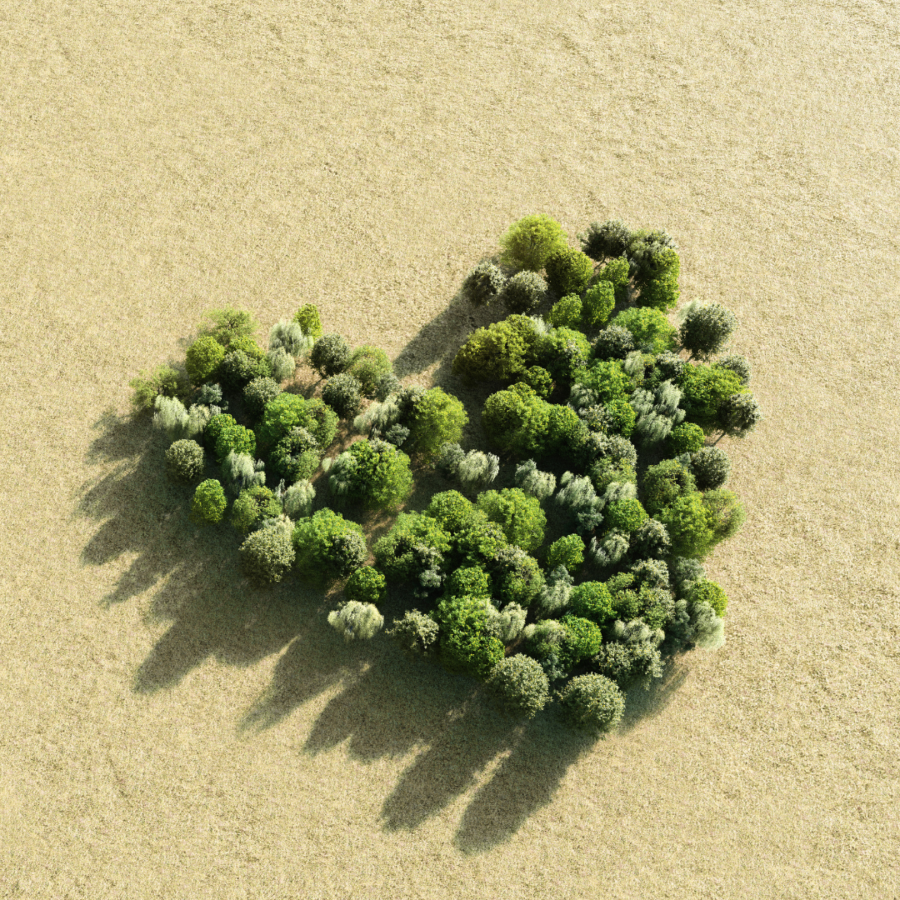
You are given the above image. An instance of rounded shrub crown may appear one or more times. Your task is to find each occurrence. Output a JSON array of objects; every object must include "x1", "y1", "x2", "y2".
[
  {"x1": 293, "y1": 304, "x2": 322, "y2": 340},
  {"x1": 346, "y1": 346, "x2": 391, "y2": 397},
  {"x1": 679, "y1": 301, "x2": 737, "y2": 360},
  {"x1": 544, "y1": 246, "x2": 594, "y2": 298},
  {"x1": 323, "y1": 373, "x2": 363, "y2": 419},
  {"x1": 185, "y1": 336, "x2": 226, "y2": 385},
  {"x1": 191, "y1": 479, "x2": 227, "y2": 525},
  {"x1": 240, "y1": 520, "x2": 295, "y2": 583},
  {"x1": 166, "y1": 439, "x2": 205, "y2": 483},
  {"x1": 485, "y1": 655, "x2": 551, "y2": 719},
  {"x1": 579, "y1": 220, "x2": 632, "y2": 260},
  {"x1": 501, "y1": 270, "x2": 549, "y2": 314},
  {"x1": 667, "y1": 422, "x2": 705, "y2": 456},
  {"x1": 691, "y1": 446, "x2": 731, "y2": 490},
  {"x1": 558, "y1": 674, "x2": 625, "y2": 733},
  {"x1": 499, "y1": 214, "x2": 569, "y2": 271},
  {"x1": 463, "y1": 261, "x2": 506, "y2": 306},
  {"x1": 310, "y1": 333, "x2": 352, "y2": 376}
]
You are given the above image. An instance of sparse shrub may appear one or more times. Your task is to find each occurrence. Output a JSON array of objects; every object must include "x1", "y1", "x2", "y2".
[
  {"x1": 547, "y1": 534, "x2": 584, "y2": 572},
  {"x1": 452, "y1": 315, "x2": 538, "y2": 383},
  {"x1": 715, "y1": 354, "x2": 751, "y2": 386},
  {"x1": 463, "y1": 260, "x2": 507, "y2": 306},
  {"x1": 407, "y1": 387, "x2": 469, "y2": 457},
  {"x1": 610, "y1": 308, "x2": 677, "y2": 354},
  {"x1": 569, "y1": 582, "x2": 614, "y2": 625},
  {"x1": 310, "y1": 333, "x2": 351, "y2": 376},
  {"x1": 292, "y1": 509, "x2": 367, "y2": 579},
  {"x1": 328, "y1": 602, "x2": 384, "y2": 641},
  {"x1": 184, "y1": 335, "x2": 225, "y2": 384},
  {"x1": 678, "y1": 300, "x2": 737, "y2": 360},
  {"x1": 499, "y1": 214, "x2": 569, "y2": 271},
  {"x1": 231, "y1": 485, "x2": 282, "y2": 534},
  {"x1": 579, "y1": 220, "x2": 631, "y2": 260},
  {"x1": 520, "y1": 365, "x2": 553, "y2": 398},
  {"x1": 476, "y1": 488, "x2": 546, "y2": 553},
  {"x1": 547, "y1": 295, "x2": 583, "y2": 329},
  {"x1": 323, "y1": 373, "x2": 363, "y2": 419},
  {"x1": 243, "y1": 377, "x2": 281, "y2": 419},
  {"x1": 558, "y1": 674, "x2": 624, "y2": 733},
  {"x1": 388, "y1": 610, "x2": 439, "y2": 656},
  {"x1": 203, "y1": 307, "x2": 259, "y2": 347},
  {"x1": 240, "y1": 518, "x2": 295, "y2": 583},
  {"x1": 222, "y1": 452, "x2": 266, "y2": 496},
  {"x1": 720, "y1": 392, "x2": 762, "y2": 438},
  {"x1": 328, "y1": 439, "x2": 413, "y2": 510},
  {"x1": 582, "y1": 281, "x2": 615, "y2": 331},
  {"x1": 501, "y1": 270, "x2": 549, "y2": 314},
  {"x1": 668, "y1": 422, "x2": 705, "y2": 455},
  {"x1": 514, "y1": 459, "x2": 557, "y2": 501},
  {"x1": 346, "y1": 346, "x2": 391, "y2": 397},
  {"x1": 485, "y1": 655, "x2": 551, "y2": 719},
  {"x1": 293, "y1": 303, "x2": 322, "y2": 340},
  {"x1": 691, "y1": 446, "x2": 731, "y2": 490},
  {"x1": 544, "y1": 247, "x2": 594, "y2": 298},
  {"x1": 456, "y1": 450, "x2": 501, "y2": 494},
  {"x1": 268, "y1": 320, "x2": 312, "y2": 357},
  {"x1": 266, "y1": 347, "x2": 296, "y2": 383},
  {"x1": 130, "y1": 364, "x2": 185, "y2": 414},
  {"x1": 165, "y1": 439, "x2": 205, "y2": 483},
  {"x1": 282, "y1": 480, "x2": 315, "y2": 519},
  {"x1": 688, "y1": 579, "x2": 728, "y2": 617},
  {"x1": 191, "y1": 479, "x2": 227, "y2": 525}
]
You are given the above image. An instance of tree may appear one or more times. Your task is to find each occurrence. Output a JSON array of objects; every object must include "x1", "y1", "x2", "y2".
[
  {"x1": 678, "y1": 300, "x2": 737, "y2": 360},
  {"x1": 203, "y1": 307, "x2": 259, "y2": 346},
  {"x1": 346, "y1": 346, "x2": 392, "y2": 397},
  {"x1": 558, "y1": 674, "x2": 625, "y2": 733},
  {"x1": 328, "y1": 439, "x2": 413, "y2": 510},
  {"x1": 185, "y1": 336, "x2": 226, "y2": 385},
  {"x1": 328, "y1": 602, "x2": 384, "y2": 641},
  {"x1": 292, "y1": 509, "x2": 367, "y2": 579},
  {"x1": 569, "y1": 581, "x2": 614, "y2": 625},
  {"x1": 544, "y1": 247, "x2": 594, "y2": 297},
  {"x1": 582, "y1": 281, "x2": 615, "y2": 330},
  {"x1": 657, "y1": 492, "x2": 716, "y2": 559},
  {"x1": 546, "y1": 294, "x2": 583, "y2": 329},
  {"x1": 501, "y1": 270, "x2": 549, "y2": 314},
  {"x1": 547, "y1": 534, "x2": 585, "y2": 572},
  {"x1": 407, "y1": 387, "x2": 469, "y2": 457},
  {"x1": 687, "y1": 579, "x2": 728, "y2": 617},
  {"x1": 610, "y1": 307, "x2": 678, "y2": 354},
  {"x1": 230, "y1": 485, "x2": 282, "y2": 534},
  {"x1": 323, "y1": 373, "x2": 363, "y2": 419},
  {"x1": 310, "y1": 333, "x2": 352, "y2": 376},
  {"x1": 691, "y1": 446, "x2": 731, "y2": 490},
  {"x1": 578, "y1": 220, "x2": 632, "y2": 260},
  {"x1": 452, "y1": 316, "x2": 538, "y2": 383},
  {"x1": 240, "y1": 519, "x2": 295, "y2": 583},
  {"x1": 387, "y1": 610, "x2": 440, "y2": 656},
  {"x1": 476, "y1": 488, "x2": 547, "y2": 553},
  {"x1": 463, "y1": 261, "x2": 506, "y2": 306},
  {"x1": 190, "y1": 479, "x2": 227, "y2": 525},
  {"x1": 498, "y1": 214, "x2": 569, "y2": 271},
  {"x1": 484, "y1": 656, "x2": 551, "y2": 719},
  {"x1": 719, "y1": 392, "x2": 761, "y2": 438},
  {"x1": 165, "y1": 440, "x2": 205, "y2": 483},
  {"x1": 667, "y1": 422, "x2": 705, "y2": 455},
  {"x1": 678, "y1": 363, "x2": 746, "y2": 431},
  {"x1": 293, "y1": 303, "x2": 322, "y2": 340}
]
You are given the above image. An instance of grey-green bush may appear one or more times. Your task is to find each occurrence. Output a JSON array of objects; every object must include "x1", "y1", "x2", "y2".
[
  {"x1": 463, "y1": 261, "x2": 506, "y2": 306},
  {"x1": 578, "y1": 220, "x2": 632, "y2": 260},
  {"x1": 328, "y1": 601, "x2": 384, "y2": 641},
  {"x1": 220, "y1": 350, "x2": 265, "y2": 391},
  {"x1": 715, "y1": 354, "x2": 751, "y2": 385},
  {"x1": 266, "y1": 347, "x2": 296, "y2": 383},
  {"x1": 457, "y1": 450, "x2": 500, "y2": 494},
  {"x1": 588, "y1": 530, "x2": 630, "y2": 569},
  {"x1": 535, "y1": 566, "x2": 574, "y2": 618},
  {"x1": 593, "y1": 326, "x2": 635, "y2": 362},
  {"x1": 130, "y1": 364, "x2": 185, "y2": 414},
  {"x1": 165, "y1": 439, "x2": 205, "y2": 483},
  {"x1": 374, "y1": 372, "x2": 402, "y2": 401},
  {"x1": 691, "y1": 601, "x2": 726, "y2": 650},
  {"x1": 387, "y1": 610, "x2": 439, "y2": 656},
  {"x1": 630, "y1": 518, "x2": 671, "y2": 559},
  {"x1": 153, "y1": 395, "x2": 190, "y2": 442},
  {"x1": 720, "y1": 392, "x2": 761, "y2": 438},
  {"x1": 269, "y1": 321, "x2": 312, "y2": 357},
  {"x1": 678, "y1": 300, "x2": 737, "y2": 360},
  {"x1": 558, "y1": 674, "x2": 625, "y2": 733},
  {"x1": 222, "y1": 451, "x2": 266, "y2": 495},
  {"x1": 282, "y1": 480, "x2": 315, "y2": 519},
  {"x1": 554, "y1": 472, "x2": 605, "y2": 533},
  {"x1": 322, "y1": 373, "x2": 363, "y2": 419},
  {"x1": 501, "y1": 270, "x2": 549, "y2": 314},
  {"x1": 243, "y1": 377, "x2": 282, "y2": 419},
  {"x1": 690, "y1": 446, "x2": 731, "y2": 490},
  {"x1": 514, "y1": 459, "x2": 557, "y2": 501},
  {"x1": 485, "y1": 655, "x2": 551, "y2": 719},
  {"x1": 669, "y1": 557, "x2": 705, "y2": 598},
  {"x1": 310, "y1": 333, "x2": 352, "y2": 376},
  {"x1": 239, "y1": 518, "x2": 295, "y2": 582}
]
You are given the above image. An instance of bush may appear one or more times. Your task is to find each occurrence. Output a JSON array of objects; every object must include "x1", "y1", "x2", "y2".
[
  {"x1": 668, "y1": 422, "x2": 705, "y2": 456},
  {"x1": 582, "y1": 281, "x2": 615, "y2": 330},
  {"x1": 227, "y1": 336, "x2": 266, "y2": 362},
  {"x1": 603, "y1": 498, "x2": 648, "y2": 533},
  {"x1": 185, "y1": 336, "x2": 226, "y2": 385},
  {"x1": 374, "y1": 513, "x2": 451, "y2": 584},
  {"x1": 592, "y1": 326, "x2": 635, "y2": 362},
  {"x1": 434, "y1": 595, "x2": 506, "y2": 680},
  {"x1": 575, "y1": 359, "x2": 630, "y2": 403},
  {"x1": 558, "y1": 674, "x2": 624, "y2": 733},
  {"x1": 292, "y1": 509, "x2": 367, "y2": 579},
  {"x1": 374, "y1": 372, "x2": 402, "y2": 401},
  {"x1": 579, "y1": 220, "x2": 632, "y2": 260},
  {"x1": 625, "y1": 230, "x2": 679, "y2": 284},
  {"x1": 631, "y1": 518, "x2": 671, "y2": 559},
  {"x1": 256, "y1": 394, "x2": 337, "y2": 452},
  {"x1": 203, "y1": 307, "x2": 259, "y2": 347},
  {"x1": 388, "y1": 610, "x2": 440, "y2": 656},
  {"x1": 205, "y1": 412, "x2": 239, "y2": 451},
  {"x1": 463, "y1": 261, "x2": 506, "y2": 306},
  {"x1": 638, "y1": 272, "x2": 680, "y2": 311},
  {"x1": 327, "y1": 601, "x2": 384, "y2": 641},
  {"x1": 678, "y1": 364, "x2": 746, "y2": 431},
  {"x1": 501, "y1": 270, "x2": 549, "y2": 314},
  {"x1": 452, "y1": 315, "x2": 538, "y2": 383},
  {"x1": 523, "y1": 619, "x2": 569, "y2": 679},
  {"x1": 214, "y1": 421, "x2": 256, "y2": 464},
  {"x1": 569, "y1": 582, "x2": 614, "y2": 625},
  {"x1": 220, "y1": 349, "x2": 267, "y2": 391},
  {"x1": 536, "y1": 327, "x2": 592, "y2": 384},
  {"x1": 703, "y1": 489, "x2": 746, "y2": 545},
  {"x1": 498, "y1": 214, "x2": 569, "y2": 271},
  {"x1": 191, "y1": 479, "x2": 227, "y2": 525},
  {"x1": 610, "y1": 308, "x2": 677, "y2": 354},
  {"x1": 346, "y1": 346, "x2": 392, "y2": 397},
  {"x1": 425, "y1": 490, "x2": 475, "y2": 534},
  {"x1": 266, "y1": 347, "x2": 297, "y2": 383},
  {"x1": 691, "y1": 446, "x2": 731, "y2": 490},
  {"x1": 455, "y1": 450, "x2": 501, "y2": 494},
  {"x1": 453, "y1": 512, "x2": 509, "y2": 568},
  {"x1": 485, "y1": 655, "x2": 551, "y2": 719},
  {"x1": 152, "y1": 396, "x2": 190, "y2": 442},
  {"x1": 715, "y1": 354, "x2": 751, "y2": 386},
  {"x1": 240, "y1": 519, "x2": 295, "y2": 583},
  {"x1": 310, "y1": 333, "x2": 352, "y2": 376},
  {"x1": 268, "y1": 321, "x2": 312, "y2": 358},
  {"x1": 221, "y1": 451, "x2": 265, "y2": 495},
  {"x1": 544, "y1": 247, "x2": 594, "y2": 298},
  {"x1": 593, "y1": 255, "x2": 631, "y2": 305},
  {"x1": 231, "y1": 485, "x2": 282, "y2": 534},
  {"x1": 243, "y1": 377, "x2": 282, "y2": 419},
  {"x1": 165, "y1": 439, "x2": 205, "y2": 482},
  {"x1": 593, "y1": 621, "x2": 664, "y2": 688},
  {"x1": 293, "y1": 303, "x2": 322, "y2": 340},
  {"x1": 270, "y1": 427, "x2": 320, "y2": 482},
  {"x1": 559, "y1": 614, "x2": 604, "y2": 669},
  {"x1": 520, "y1": 365, "x2": 552, "y2": 398},
  {"x1": 720, "y1": 392, "x2": 761, "y2": 438},
  {"x1": 514, "y1": 459, "x2": 557, "y2": 501},
  {"x1": 323, "y1": 373, "x2": 363, "y2": 419},
  {"x1": 130, "y1": 364, "x2": 185, "y2": 413},
  {"x1": 328, "y1": 439, "x2": 413, "y2": 510},
  {"x1": 282, "y1": 480, "x2": 315, "y2": 519},
  {"x1": 445, "y1": 566, "x2": 492, "y2": 599},
  {"x1": 547, "y1": 534, "x2": 584, "y2": 572},
  {"x1": 688, "y1": 579, "x2": 728, "y2": 617},
  {"x1": 554, "y1": 472, "x2": 605, "y2": 533},
  {"x1": 657, "y1": 492, "x2": 716, "y2": 559},
  {"x1": 546, "y1": 295, "x2": 583, "y2": 329},
  {"x1": 678, "y1": 300, "x2": 737, "y2": 360},
  {"x1": 640, "y1": 459, "x2": 697, "y2": 515},
  {"x1": 407, "y1": 387, "x2": 468, "y2": 457},
  {"x1": 476, "y1": 488, "x2": 546, "y2": 554},
  {"x1": 691, "y1": 601, "x2": 725, "y2": 650}
]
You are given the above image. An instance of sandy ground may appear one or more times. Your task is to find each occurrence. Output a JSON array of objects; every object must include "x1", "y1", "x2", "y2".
[{"x1": 1, "y1": 0, "x2": 898, "y2": 897}]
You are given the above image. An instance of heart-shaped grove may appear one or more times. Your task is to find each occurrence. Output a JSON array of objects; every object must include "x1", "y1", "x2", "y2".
[{"x1": 130, "y1": 215, "x2": 760, "y2": 734}]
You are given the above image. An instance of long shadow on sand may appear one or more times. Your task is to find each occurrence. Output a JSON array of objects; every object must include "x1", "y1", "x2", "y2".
[{"x1": 79, "y1": 273, "x2": 690, "y2": 853}]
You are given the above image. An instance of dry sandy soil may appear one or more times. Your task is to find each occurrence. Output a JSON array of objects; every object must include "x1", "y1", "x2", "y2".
[{"x1": 1, "y1": 1, "x2": 898, "y2": 897}]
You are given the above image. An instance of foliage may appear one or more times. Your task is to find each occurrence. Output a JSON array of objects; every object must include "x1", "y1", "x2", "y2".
[
  {"x1": 203, "y1": 307, "x2": 259, "y2": 347},
  {"x1": 243, "y1": 377, "x2": 282, "y2": 420},
  {"x1": 558, "y1": 674, "x2": 625, "y2": 733},
  {"x1": 535, "y1": 566, "x2": 575, "y2": 619},
  {"x1": 323, "y1": 373, "x2": 363, "y2": 419},
  {"x1": 720, "y1": 392, "x2": 762, "y2": 438},
  {"x1": 578, "y1": 220, "x2": 632, "y2": 260},
  {"x1": 678, "y1": 300, "x2": 737, "y2": 360},
  {"x1": 554, "y1": 472, "x2": 605, "y2": 533},
  {"x1": 329, "y1": 439, "x2": 413, "y2": 510},
  {"x1": 657, "y1": 492, "x2": 716, "y2": 559},
  {"x1": 668, "y1": 421, "x2": 705, "y2": 455},
  {"x1": 387, "y1": 610, "x2": 440, "y2": 656},
  {"x1": 293, "y1": 303, "x2": 322, "y2": 340},
  {"x1": 559, "y1": 615, "x2": 604, "y2": 669},
  {"x1": 475, "y1": 488, "x2": 546, "y2": 554},
  {"x1": 546, "y1": 294, "x2": 583, "y2": 329},
  {"x1": 266, "y1": 347, "x2": 297, "y2": 383},
  {"x1": 588, "y1": 530, "x2": 630, "y2": 569},
  {"x1": 310, "y1": 333, "x2": 352, "y2": 376},
  {"x1": 688, "y1": 579, "x2": 728, "y2": 617},
  {"x1": 593, "y1": 255, "x2": 631, "y2": 305},
  {"x1": 691, "y1": 602, "x2": 725, "y2": 650},
  {"x1": 346, "y1": 346, "x2": 392, "y2": 397},
  {"x1": 374, "y1": 372, "x2": 402, "y2": 401},
  {"x1": 463, "y1": 260, "x2": 506, "y2": 306},
  {"x1": 610, "y1": 307, "x2": 677, "y2": 354},
  {"x1": 498, "y1": 214, "x2": 569, "y2": 271},
  {"x1": 629, "y1": 381, "x2": 685, "y2": 446},
  {"x1": 715, "y1": 354, "x2": 751, "y2": 386},
  {"x1": 282, "y1": 480, "x2": 315, "y2": 519},
  {"x1": 434, "y1": 595, "x2": 505, "y2": 680},
  {"x1": 523, "y1": 619, "x2": 568, "y2": 680},
  {"x1": 702, "y1": 489, "x2": 746, "y2": 545},
  {"x1": 593, "y1": 620, "x2": 664, "y2": 689},
  {"x1": 240, "y1": 518, "x2": 295, "y2": 583},
  {"x1": 190, "y1": 479, "x2": 227, "y2": 525},
  {"x1": 214, "y1": 421, "x2": 256, "y2": 464},
  {"x1": 231, "y1": 485, "x2": 282, "y2": 534},
  {"x1": 631, "y1": 518, "x2": 671, "y2": 559},
  {"x1": 373, "y1": 513, "x2": 450, "y2": 587},
  {"x1": 485, "y1": 655, "x2": 551, "y2": 719},
  {"x1": 544, "y1": 246, "x2": 594, "y2": 298},
  {"x1": 501, "y1": 270, "x2": 548, "y2": 314},
  {"x1": 425, "y1": 490, "x2": 476, "y2": 534},
  {"x1": 592, "y1": 325, "x2": 635, "y2": 361},
  {"x1": 165, "y1": 439, "x2": 205, "y2": 483},
  {"x1": 328, "y1": 602, "x2": 384, "y2": 641},
  {"x1": 445, "y1": 566, "x2": 492, "y2": 599},
  {"x1": 520, "y1": 365, "x2": 552, "y2": 399},
  {"x1": 407, "y1": 387, "x2": 469, "y2": 457},
  {"x1": 536, "y1": 327, "x2": 592, "y2": 384},
  {"x1": 257, "y1": 394, "x2": 337, "y2": 453},
  {"x1": 130, "y1": 364, "x2": 185, "y2": 414},
  {"x1": 582, "y1": 281, "x2": 615, "y2": 331},
  {"x1": 569, "y1": 581, "x2": 614, "y2": 625},
  {"x1": 219, "y1": 349, "x2": 266, "y2": 391},
  {"x1": 452, "y1": 315, "x2": 538, "y2": 383},
  {"x1": 641, "y1": 459, "x2": 697, "y2": 515},
  {"x1": 547, "y1": 534, "x2": 584, "y2": 572},
  {"x1": 268, "y1": 320, "x2": 312, "y2": 358},
  {"x1": 678, "y1": 363, "x2": 746, "y2": 431},
  {"x1": 638, "y1": 272, "x2": 680, "y2": 311},
  {"x1": 514, "y1": 459, "x2": 557, "y2": 501},
  {"x1": 575, "y1": 359, "x2": 630, "y2": 403},
  {"x1": 292, "y1": 509, "x2": 367, "y2": 579},
  {"x1": 152, "y1": 396, "x2": 191, "y2": 442},
  {"x1": 185, "y1": 336, "x2": 226, "y2": 385},
  {"x1": 603, "y1": 498, "x2": 648, "y2": 533},
  {"x1": 691, "y1": 446, "x2": 731, "y2": 490}
]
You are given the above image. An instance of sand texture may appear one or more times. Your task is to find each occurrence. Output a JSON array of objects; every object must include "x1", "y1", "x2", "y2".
[{"x1": 1, "y1": 0, "x2": 898, "y2": 897}]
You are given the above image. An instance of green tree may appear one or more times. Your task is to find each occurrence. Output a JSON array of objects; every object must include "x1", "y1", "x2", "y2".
[
  {"x1": 476, "y1": 488, "x2": 547, "y2": 554},
  {"x1": 544, "y1": 247, "x2": 594, "y2": 297},
  {"x1": 558, "y1": 674, "x2": 625, "y2": 732},
  {"x1": 185, "y1": 336, "x2": 226, "y2": 385},
  {"x1": 498, "y1": 214, "x2": 569, "y2": 271},
  {"x1": 407, "y1": 387, "x2": 469, "y2": 457},
  {"x1": 484, "y1": 655, "x2": 551, "y2": 719},
  {"x1": 190, "y1": 479, "x2": 227, "y2": 525},
  {"x1": 610, "y1": 308, "x2": 678, "y2": 354}
]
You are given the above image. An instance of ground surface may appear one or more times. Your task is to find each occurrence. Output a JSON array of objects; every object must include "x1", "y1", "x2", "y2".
[{"x1": 1, "y1": 1, "x2": 898, "y2": 897}]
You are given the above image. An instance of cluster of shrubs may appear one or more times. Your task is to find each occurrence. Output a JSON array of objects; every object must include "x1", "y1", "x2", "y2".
[{"x1": 131, "y1": 216, "x2": 759, "y2": 737}]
